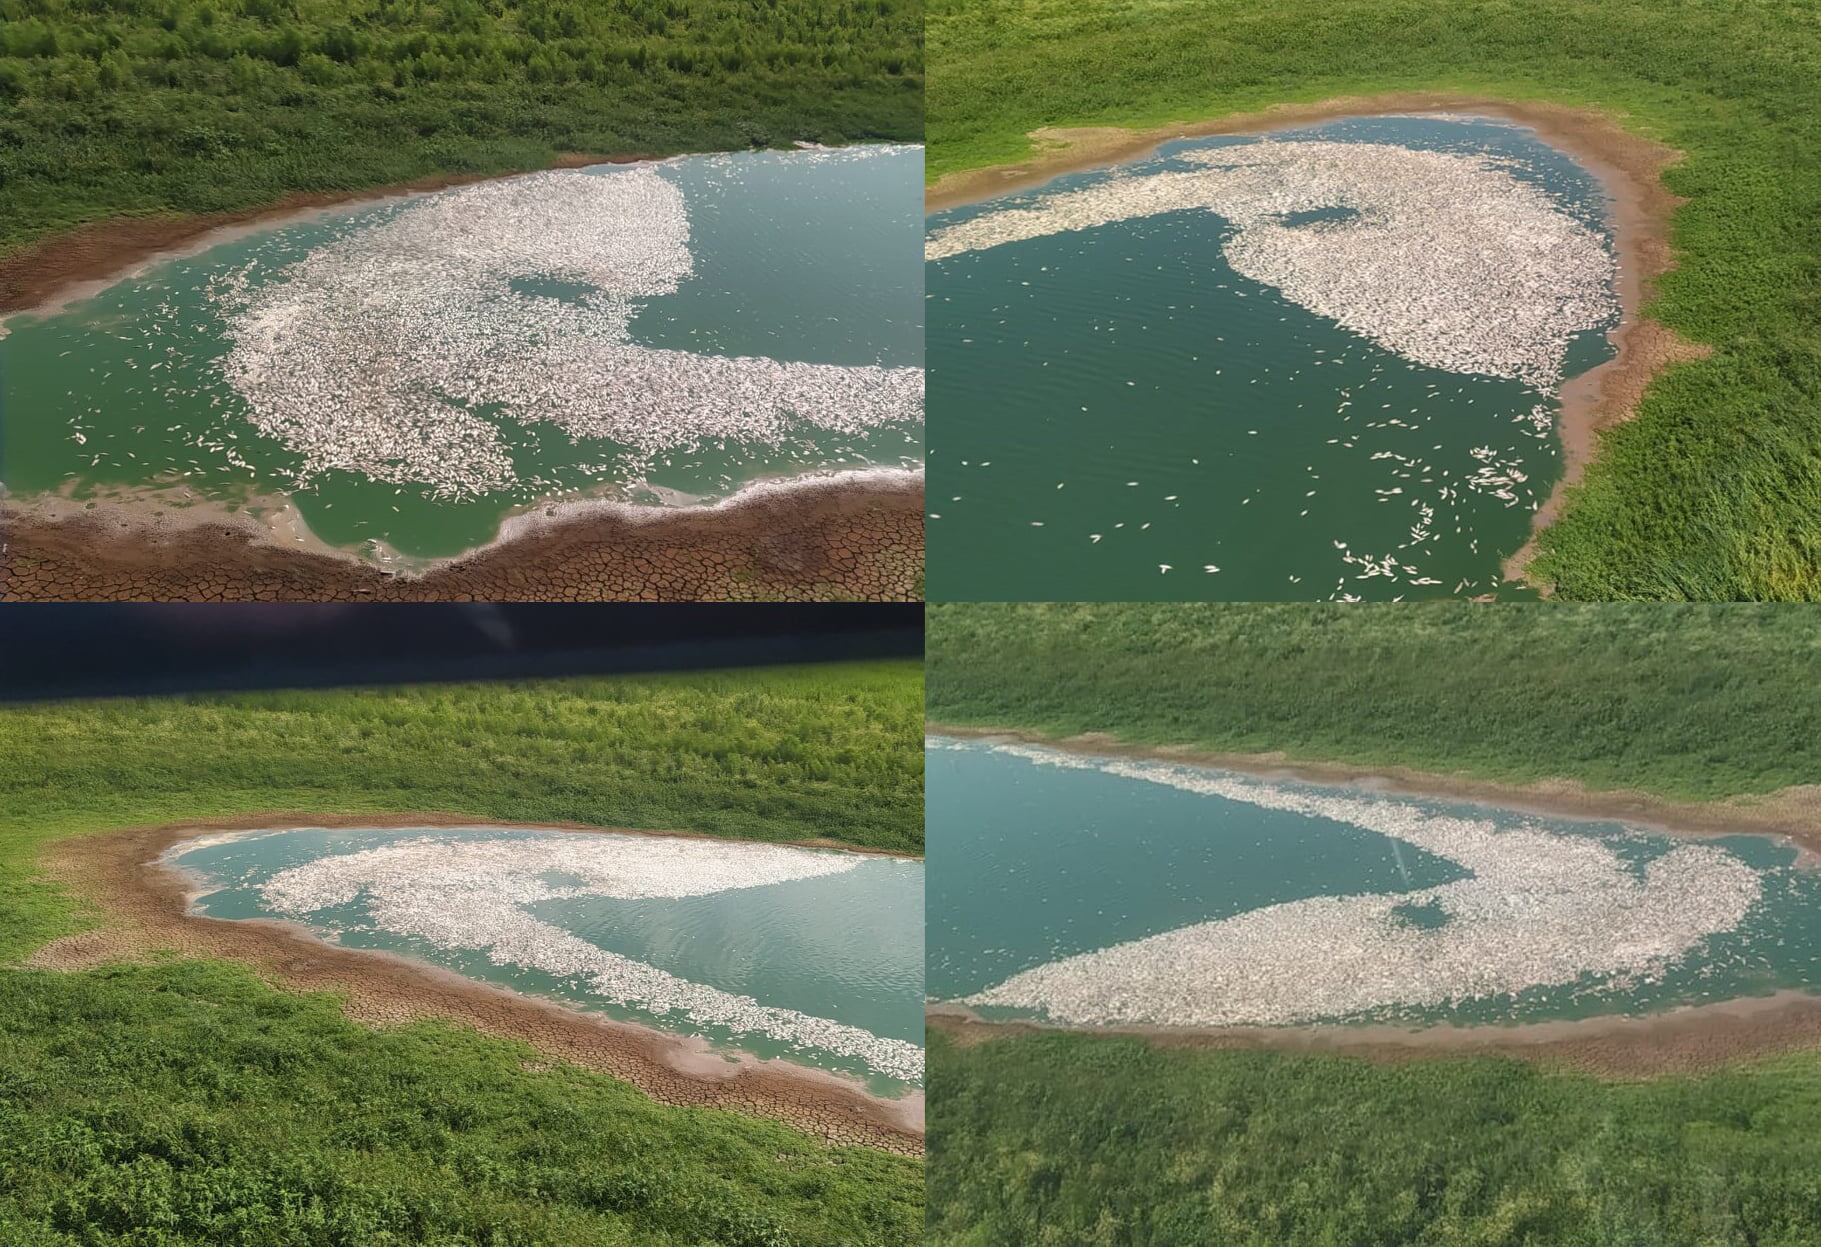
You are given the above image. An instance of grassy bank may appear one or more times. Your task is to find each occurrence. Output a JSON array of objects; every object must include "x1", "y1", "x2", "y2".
[
  {"x1": 0, "y1": 961, "x2": 920, "y2": 1246},
  {"x1": 926, "y1": 603, "x2": 1821, "y2": 802},
  {"x1": 926, "y1": 0, "x2": 1821, "y2": 600},
  {"x1": 0, "y1": 661, "x2": 923, "y2": 1244},
  {"x1": 928, "y1": 1031, "x2": 1821, "y2": 1246},
  {"x1": 0, "y1": 0, "x2": 921, "y2": 256}
]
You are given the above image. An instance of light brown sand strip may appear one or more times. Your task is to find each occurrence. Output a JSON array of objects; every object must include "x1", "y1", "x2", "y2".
[
  {"x1": 928, "y1": 994, "x2": 1821, "y2": 1078},
  {"x1": 23, "y1": 813, "x2": 923, "y2": 1154}
]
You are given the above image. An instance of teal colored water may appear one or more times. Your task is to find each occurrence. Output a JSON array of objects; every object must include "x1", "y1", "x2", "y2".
[
  {"x1": 170, "y1": 827, "x2": 925, "y2": 1092},
  {"x1": 927, "y1": 738, "x2": 1821, "y2": 1027},
  {"x1": 925, "y1": 116, "x2": 1617, "y2": 601},
  {"x1": 2, "y1": 145, "x2": 923, "y2": 562}
]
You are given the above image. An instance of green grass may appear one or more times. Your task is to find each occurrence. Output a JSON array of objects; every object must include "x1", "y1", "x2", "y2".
[
  {"x1": 0, "y1": 661, "x2": 923, "y2": 1245},
  {"x1": 926, "y1": 0, "x2": 1821, "y2": 600},
  {"x1": 928, "y1": 1031, "x2": 1821, "y2": 1247},
  {"x1": 0, "y1": 960, "x2": 921, "y2": 1246},
  {"x1": 0, "y1": 0, "x2": 921, "y2": 257},
  {"x1": 926, "y1": 602, "x2": 1821, "y2": 802}
]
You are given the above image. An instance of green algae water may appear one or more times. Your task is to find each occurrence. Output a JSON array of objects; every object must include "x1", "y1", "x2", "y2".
[
  {"x1": 925, "y1": 116, "x2": 1618, "y2": 601},
  {"x1": 2, "y1": 145, "x2": 923, "y2": 563},
  {"x1": 927, "y1": 738, "x2": 1821, "y2": 1029},
  {"x1": 169, "y1": 826, "x2": 924, "y2": 1092}
]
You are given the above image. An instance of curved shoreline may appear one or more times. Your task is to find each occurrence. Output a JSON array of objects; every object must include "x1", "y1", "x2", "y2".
[
  {"x1": 924, "y1": 93, "x2": 1705, "y2": 596},
  {"x1": 23, "y1": 812, "x2": 924, "y2": 1153},
  {"x1": 926, "y1": 723, "x2": 1821, "y2": 859},
  {"x1": 1, "y1": 472, "x2": 924, "y2": 601}
]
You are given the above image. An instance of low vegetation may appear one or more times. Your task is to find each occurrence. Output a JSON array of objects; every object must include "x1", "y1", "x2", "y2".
[
  {"x1": 927, "y1": 0, "x2": 1821, "y2": 599},
  {"x1": 0, "y1": 0, "x2": 921, "y2": 255},
  {"x1": 928, "y1": 1031, "x2": 1821, "y2": 1247},
  {"x1": 0, "y1": 961, "x2": 921, "y2": 1246},
  {"x1": 926, "y1": 603, "x2": 1821, "y2": 802},
  {"x1": 0, "y1": 661, "x2": 924, "y2": 1245}
]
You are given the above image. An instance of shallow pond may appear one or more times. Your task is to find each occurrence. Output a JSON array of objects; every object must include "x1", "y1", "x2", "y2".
[
  {"x1": 169, "y1": 827, "x2": 924, "y2": 1092},
  {"x1": 4, "y1": 145, "x2": 924, "y2": 563},
  {"x1": 925, "y1": 116, "x2": 1619, "y2": 601},
  {"x1": 927, "y1": 738, "x2": 1821, "y2": 1029}
]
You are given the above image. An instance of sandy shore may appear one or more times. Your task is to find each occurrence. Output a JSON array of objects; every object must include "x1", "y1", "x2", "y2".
[
  {"x1": 925, "y1": 93, "x2": 1707, "y2": 595},
  {"x1": 23, "y1": 812, "x2": 924, "y2": 1153},
  {"x1": 927, "y1": 722, "x2": 1821, "y2": 1072},
  {"x1": 927, "y1": 723, "x2": 1821, "y2": 856},
  {"x1": 1, "y1": 472, "x2": 924, "y2": 601}
]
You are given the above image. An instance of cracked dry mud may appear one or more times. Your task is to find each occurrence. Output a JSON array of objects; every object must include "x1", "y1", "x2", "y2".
[
  {"x1": 1, "y1": 481, "x2": 924, "y2": 602},
  {"x1": 24, "y1": 814, "x2": 924, "y2": 1155}
]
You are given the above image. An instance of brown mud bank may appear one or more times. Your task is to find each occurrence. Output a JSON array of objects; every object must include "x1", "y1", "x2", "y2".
[
  {"x1": 24, "y1": 813, "x2": 924, "y2": 1153},
  {"x1": 925, "y1": 93, "x2": 1708, "y2": 595},
  {"x1": 928, "y1": 993, "x2": 1821, "y2": 1078},
  {"x1": 0, "y1": 153, "x2": 648, "y2": 317},
  {"x1": 1, "y1": 477, "x2": 924, "y2": 602},
  {"x1": 926, "y1": 723, "x2": 1821, "y2": 860}
]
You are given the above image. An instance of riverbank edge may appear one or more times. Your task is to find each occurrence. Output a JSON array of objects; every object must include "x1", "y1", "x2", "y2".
[
  {"x1": 926, "y1": 992, "x2": 1821, "y2": 1078},
  {"x1": 924, "y1": 92, "x2": 1706, "y2": 597},
  {"x1": 20, "y1": 812, "x2": 924, "y2": 1154}
]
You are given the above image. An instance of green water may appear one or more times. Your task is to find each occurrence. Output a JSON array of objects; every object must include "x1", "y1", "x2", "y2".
[
  {"x1": 171, "y1": 827, "x2": 925, "y2": 1092},
  {"x1": 2, "y1": 145, "x2": 923, "y2": 562},
  {"x1": 925, "y1": 116, "x2": 1616, "y2": 601},
  {"x1": 927, "y1": 738, "x2": 1821, "y2": 1027}
]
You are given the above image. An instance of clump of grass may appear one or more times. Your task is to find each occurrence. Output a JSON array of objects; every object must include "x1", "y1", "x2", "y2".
[
  {"x1": 926, "y1": 0, "x2": 1821, "y2": 599},
  {"x1": 928, "y1": 1030, "x2": 1821, "y2": 1246}
]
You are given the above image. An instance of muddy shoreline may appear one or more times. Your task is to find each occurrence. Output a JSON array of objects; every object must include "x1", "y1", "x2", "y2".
[
  {"x1": 926, "y1": 723, "x2": 1821, "y2": 858},
  {"x1": 927, "y1": 993, "x2": 1821, "y2": 1077},
  {"x1": 23, "y1": 812, "x2": 924, "y2": 1153},
  {"x1": 1, "y1": 475, "x2": 924, "y2": 601},
  {"x1": 924, "y1": 93, "x2": 1705, "y2": 595}
]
